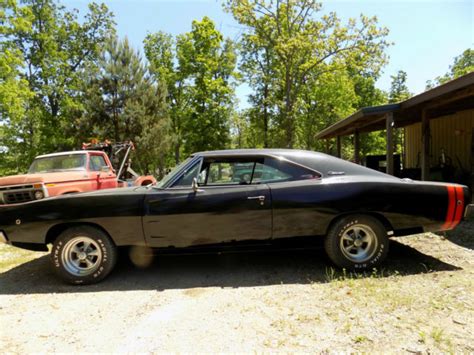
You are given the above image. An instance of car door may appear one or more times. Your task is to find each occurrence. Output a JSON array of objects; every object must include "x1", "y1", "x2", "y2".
[{"x1": 142, "y1": 157, "x2": 272, "y2": 248}]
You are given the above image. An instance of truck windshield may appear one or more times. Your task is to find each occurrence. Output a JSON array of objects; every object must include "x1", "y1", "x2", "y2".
[{"x1": 28, "y1": 154, "x2": 87, "y2": 173}]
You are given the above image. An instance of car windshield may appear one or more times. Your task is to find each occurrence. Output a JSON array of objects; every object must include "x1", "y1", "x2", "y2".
[
  {"x1": 28, "y1": 154, "x2": 87, "y2": 173},
  {"x1": 155, "y1": 157, "x2": 193, "y2": 188}
]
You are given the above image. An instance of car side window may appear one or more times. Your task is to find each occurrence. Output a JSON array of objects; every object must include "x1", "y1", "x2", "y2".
[
  {"x1": 252, "y1": 163, "x2": 291, "y2": 183},
  {"x1": 205, "y1": 161, "x2": 255, "y2": 185},
  {"x1": 251, "y1": 158, "x2": 319, "y2": 184},
  {"x1": 90, "y1": 155, "x2": 107, "y2": 172},
  {"x1": 172, "y1": 161, "x2": 201, "y2": 187}
]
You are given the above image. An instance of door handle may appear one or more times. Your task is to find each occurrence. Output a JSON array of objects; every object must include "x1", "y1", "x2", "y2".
[{"x1": 247, "y1": 195, "x2": 265, "y2": 201}]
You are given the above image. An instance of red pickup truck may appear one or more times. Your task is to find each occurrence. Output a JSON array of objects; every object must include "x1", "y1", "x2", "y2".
[{"x1": 0, "y1": 143, "x2": 156, "y2": 205}]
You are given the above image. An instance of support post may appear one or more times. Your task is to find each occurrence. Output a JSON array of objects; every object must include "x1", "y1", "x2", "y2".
[
  {"x1": 354, "y1": 130, "x2": 360, "y2": 164},
  {"x1": 336, "y1": 136, "x2": 342, "y2": 158},
  {"x1": 386, "y1": 112, "x2": 394, "y2": 175},
  {"x1": 421, "y1": 109, "x2": 430, "y2": 181}
]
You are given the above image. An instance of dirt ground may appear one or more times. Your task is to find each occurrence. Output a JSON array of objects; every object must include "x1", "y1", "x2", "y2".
[{"x1": 0, "y1": 220, "x2": 473, "y2": 353}]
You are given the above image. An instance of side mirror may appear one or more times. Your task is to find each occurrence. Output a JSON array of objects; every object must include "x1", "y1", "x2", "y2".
[{"x1": 192, "y1": 177, "x2": 199, "y2": 193}]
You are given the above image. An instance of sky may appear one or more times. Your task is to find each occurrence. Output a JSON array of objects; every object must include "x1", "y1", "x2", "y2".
[{"x1": 66, "y1": 0, "x2": 473, "y2": 109}]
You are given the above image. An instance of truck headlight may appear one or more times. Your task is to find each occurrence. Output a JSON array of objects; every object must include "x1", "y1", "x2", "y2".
[{"x1": 34, "y1": 190, "x2": 45, "y2": 200}]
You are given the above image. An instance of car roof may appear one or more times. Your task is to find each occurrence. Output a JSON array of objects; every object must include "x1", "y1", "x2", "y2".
[
  {"x1": 193, "y1": 148, "x2": 321, "y2": 157},
  {"x1": 35, "y1": 151, "x2": 101, "y2": 159},
  {"x1": 192, "y1": 148, "x2": 397, "y2": 180}
]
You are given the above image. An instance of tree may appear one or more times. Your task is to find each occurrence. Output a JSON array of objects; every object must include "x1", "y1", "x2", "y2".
[
  {"x1": 0, "y1": 0, "x2": 114, "y2": 173},
  {"x1": 81, "y1": 36, "x2": 172, "y2": 176},
  {"x1": 225, "y1": 0, "x2": 390, "y2": 148},
  {"x1": 389, "y1": 70, "x2": 411, "y2": 103},
  {"x1": 144, "y1": 31, "x2": 183, "y2": 164},
  {"x1": 297, "y1": 71, "x2": 356, "y2": 152},
  {"x1": 426, "y1": 49, "x2": 474, "y2": 89},
  {"x1": 145, "y1": 17, "x2": 238, "y2": 163},
  {"x1": 386, "y1": 70, "x2": 411, "y2": 155},
  {"x1": 238, "y1": 22, "x2": 278, "y2": 148},
  {"x1": 0, "y1": 1, "x2": 34, "y2": 174}
]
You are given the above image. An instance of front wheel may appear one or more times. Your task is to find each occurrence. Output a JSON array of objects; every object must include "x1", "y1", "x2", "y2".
[
  {"x1": 51, "y1": 226, "x2": 117, "y2": 284},
  {"x1": 324, "y1": 215, "x2": 389, "y2": 270}
]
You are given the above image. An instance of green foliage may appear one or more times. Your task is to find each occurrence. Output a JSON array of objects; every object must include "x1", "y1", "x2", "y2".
[
  {"x1": 0, "y1": 0, "x2": 114, "y2": 175},
  {"x1": 426, "y1": 49, "x2": 474, "y2": 89},
  {"x1": 80, "y1": 36, "x2": 172, "y2": 176},
  {"x1": 225, "y1": 0, "x2": 390, "y2": 149},
  {"x1": 144, "y1": 17, "x2": 238, "y2": 163},
  {"x1": 0, "y1": 0, "x2": 397, "y2": 178},
  {"x1": 389, "y1": 70, "x2": 411, "y2": 103}
]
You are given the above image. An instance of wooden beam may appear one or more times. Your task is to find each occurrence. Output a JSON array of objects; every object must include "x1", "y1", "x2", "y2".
[
  {"x1": 354, "y1": 130, "x2": 360, "y2": 164},
  {"x1": 421, "y1": 109, "x2": 430, "y2": 180},
  {"x1": 386, "y1": 112, "x2": 394, "y2": 175},
  {"x1": 423, "y1": 86, "x2": 474, "y2": 110},
  {"x1": 336, "y1": 136, "x2": 342, "y2": 158}
]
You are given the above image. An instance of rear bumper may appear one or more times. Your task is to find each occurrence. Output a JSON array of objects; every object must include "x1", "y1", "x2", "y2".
[{"x1": 465, "y1": 204, "x2": 474, "y2": 219}]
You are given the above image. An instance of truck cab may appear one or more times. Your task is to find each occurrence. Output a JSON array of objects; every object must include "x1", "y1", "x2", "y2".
[{"x1": 0, "y1": 151, "x2": 117, "y2": 205}]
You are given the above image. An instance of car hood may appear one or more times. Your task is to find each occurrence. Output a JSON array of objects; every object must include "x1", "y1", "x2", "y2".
[{"x1": 0, "y1": 171, "x2": 90, "y2": 186}]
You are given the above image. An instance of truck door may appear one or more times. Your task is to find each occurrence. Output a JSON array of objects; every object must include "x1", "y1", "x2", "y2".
[{"x1": 89, "y1": 153, "x2": 117, "y2": 189}]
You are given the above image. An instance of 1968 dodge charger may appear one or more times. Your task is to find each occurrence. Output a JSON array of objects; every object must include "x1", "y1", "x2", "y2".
[{"x1": 0, "y1": 149, "x2": 472, "y2": 284}]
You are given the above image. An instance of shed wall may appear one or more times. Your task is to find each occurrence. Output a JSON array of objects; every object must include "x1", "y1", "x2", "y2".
[{"x1": 404, "y1": 109, "x2": 474, "y2": 171}]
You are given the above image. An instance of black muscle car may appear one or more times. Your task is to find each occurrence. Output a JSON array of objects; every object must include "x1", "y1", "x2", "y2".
[{"x1": 0, "y1": 149, "x2": 472, "y2": 284}]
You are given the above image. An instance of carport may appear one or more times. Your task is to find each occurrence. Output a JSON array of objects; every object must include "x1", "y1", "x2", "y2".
[{"x1": 316, "y1": 73, "x2": 474, "y2": 186}]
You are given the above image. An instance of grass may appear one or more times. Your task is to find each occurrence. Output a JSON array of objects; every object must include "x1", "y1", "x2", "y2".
[
  {"x1": 353, "y1": 335, "x2": 369, "y2": 344},
  {"x1": 0, "y1": 244, "x2": 46, "y2": 272}
]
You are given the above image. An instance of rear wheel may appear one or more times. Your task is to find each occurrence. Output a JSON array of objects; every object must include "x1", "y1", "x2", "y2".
[
  {"x1": 325, "y1": 215, "x2": 389, "y2": 270},
  {"x1": 51, "y1": 226, "x2": 117, "y2": 284}
]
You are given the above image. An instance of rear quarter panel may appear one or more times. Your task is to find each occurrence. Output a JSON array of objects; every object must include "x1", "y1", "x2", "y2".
[{"x1": 269, "y1": 177, "x2": 452, "y2": 238}]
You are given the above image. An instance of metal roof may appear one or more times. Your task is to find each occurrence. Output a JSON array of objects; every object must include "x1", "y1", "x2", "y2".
[
  {"x1": 316, "y1": 72, "x2": 474, "y2": 139},
  {"x1": 315, "y1": 104, "x2": 399, "y2": 139}
]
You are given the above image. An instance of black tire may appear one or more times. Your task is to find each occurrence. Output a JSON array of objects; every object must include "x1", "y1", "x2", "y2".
[
  {"x1": 324, "y1": 215, "x2": 389, "y2": 270},
  {"x1": 51, "y1": 226, "x2": 117, "y2": 285}
]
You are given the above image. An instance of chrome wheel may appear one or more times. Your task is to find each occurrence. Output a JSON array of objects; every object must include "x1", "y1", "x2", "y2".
[
  {"x1": 61, "y1": 237, "x2": 103, "y2": 276},
  {"x1": 339, "y1": 224, "x2": 378, "y2": 263}
]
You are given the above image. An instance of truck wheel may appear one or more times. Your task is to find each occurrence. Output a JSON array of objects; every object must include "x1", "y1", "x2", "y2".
[
  {"x1": 51, "y1": 226, "x2": 117, "y2": 285},
  {"x1": 325, "y1": 215, "x2": 389, "y2": 270}
]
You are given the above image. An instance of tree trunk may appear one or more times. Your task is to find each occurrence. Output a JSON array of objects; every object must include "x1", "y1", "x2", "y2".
[
  {"x1": 263, "y1": 84, "x2": 269, "y2": 148},
  {"x1": 174, "y1": 142, "x2": 180, "y2": 164},
  {"x1": 284, "y1": 68, "x2": 294, "y2": 148}
]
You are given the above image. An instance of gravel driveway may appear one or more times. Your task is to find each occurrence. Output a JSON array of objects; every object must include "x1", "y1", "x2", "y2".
[{"x1": 1, "y1": 221, "x2": 473, "y2": 353}]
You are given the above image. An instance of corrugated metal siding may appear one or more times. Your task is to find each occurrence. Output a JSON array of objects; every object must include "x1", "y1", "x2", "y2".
[{"x1": 404, "y1": 109, "x2": 474, "y2": 170}]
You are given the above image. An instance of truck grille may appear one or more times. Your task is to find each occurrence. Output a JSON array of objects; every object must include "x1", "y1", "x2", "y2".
[
  {"x1": 4, "y1": 191, "x2": 35, "y2": 204},
  {"x1": 0, "y1": 185, "x2": 36, "y2": 204}
]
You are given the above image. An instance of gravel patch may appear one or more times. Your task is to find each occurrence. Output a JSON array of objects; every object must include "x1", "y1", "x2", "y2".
[{"x1": 0, "y1": 220, "x2": 473, "y2": 353}]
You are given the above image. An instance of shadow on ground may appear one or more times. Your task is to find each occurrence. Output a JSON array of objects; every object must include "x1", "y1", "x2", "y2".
[
  {"x1": 445, "y1": 219, "x2": 474, "y2": 250},
  {"x1": 0, "y1": 239, "x2": 460, "y2": 295}
]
